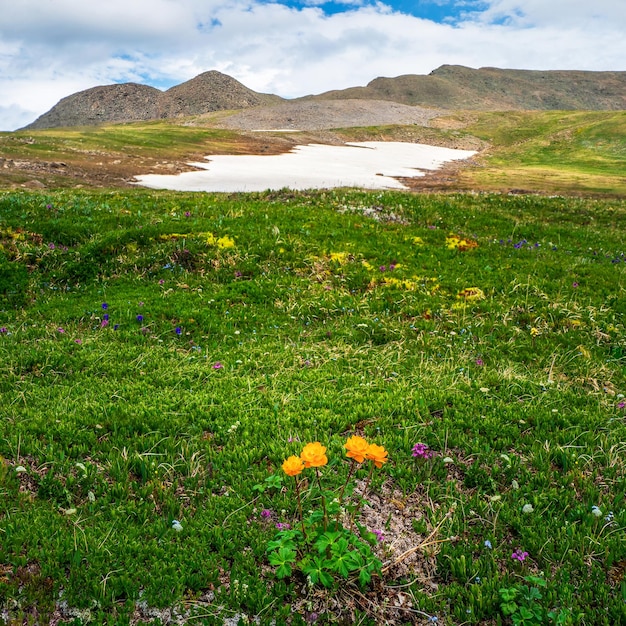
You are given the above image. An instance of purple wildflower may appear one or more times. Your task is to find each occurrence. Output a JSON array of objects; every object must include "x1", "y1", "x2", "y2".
[
  {"x1": 175, "y1": 327, "x2": 182, "y2": 335},
  {"x1": 103, "y1": 313, "x2": 109, "y2": 321},
  {"x1": 475, "y1": 358, "x2": 484, "y2": 366},
  {"x1": 275, "y1": 522, "x2": 291, "y2": 530},
  {"x1": 512, "y1": 549, "x2": 529, "y2": 562},
  {"x1": 48, "y1": 243, "x2": 55, "y2": 250},
  {"x1": 213, "y1": 362, "x2": 223, "y2": 370},
  {"x1": 102, "y1": 302, "x2": 108, "y2": 310},
  {"x1": 379, "y1": 265, "x2": 386, "y2": 272},
  {"x1": 101, "y1": 319, "x2": 109, "y2": 328},
  {"x1": 412, "y1": 443, "x2": 435, "y2": 459},
  {"x1": 136, "y1": 314, "x2": 144, "y2": 322},
  {"x1": 260, "y1": 509, "x2": 272, "y2": 519},
  {"x1": 373, "y1": 529, "x2": 385, "y2": 542},
  {"x1": 57, "y1": 327, "x2": 65, "y2": 334},
  {"x1": 0, "y1": 327, "x2": 7, "y2": 333}
]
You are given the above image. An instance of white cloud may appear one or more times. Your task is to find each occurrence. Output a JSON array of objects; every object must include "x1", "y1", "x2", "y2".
[
  {"x1": 0, "y1": 0, "x2": 624, "y2": 131},
  {"x1": 473, "y1": 0, "x2": 626, "y2": 28}
]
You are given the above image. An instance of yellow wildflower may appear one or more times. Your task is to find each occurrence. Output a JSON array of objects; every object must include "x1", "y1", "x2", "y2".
[
  {"x1": 300, "y1": 442, "x2": 328, "y2": 468},
  {"x1": 282, "y1": 455, "x2": 305, "y2": 477},
  {"x1": 457, "y1": 287, "x2": 485, "y2": 301},
  {"x1": 365, "y1": 443, "x2": 388, "y2": 468},
  {"x1": 217, "y1": 235, "x2": 235, "y2": 249},
  {"x1": 345, "y1": 436, "x2": 369, "y2": 464},
  {"x1": 446, "y1": 234, "x2": 478, "y2": 251},
  {"x1": 329, "y1": 252, "x2": 349, "y2": 264}
]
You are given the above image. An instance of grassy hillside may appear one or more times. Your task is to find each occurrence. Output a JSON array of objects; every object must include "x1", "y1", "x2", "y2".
[
  {"x1": 449, "y1": 111, "x2": 626, "y2": 196},
  {"x1": 1, "y1": 188, "x2": 625, "y2": 624}
]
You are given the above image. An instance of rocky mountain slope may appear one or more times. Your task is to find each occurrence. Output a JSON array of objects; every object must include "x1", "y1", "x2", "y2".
[
  {"x1": 23, "y1": 71, "x2": 282, "y2": 130},
  {"x1": 308, "y1": 65, "x2": 626, "y2": 110},
  {"x1": 22, "y1": 65, "x2": 625, "y2": 130}
]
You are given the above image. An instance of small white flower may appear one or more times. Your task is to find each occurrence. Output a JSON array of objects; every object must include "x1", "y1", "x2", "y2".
[
  {"x1": 172, "y1": 520, "x2": 183, "y2": 532},
  {"x1": 522, "y1": 504, "x2": 534, "y2": 514},
  {"x1": 15, "y1": 466, "x2": 27, "y2": 473},
  {"x1": 443, "y1": 457, "x2": 454, "y2": 464},
  {"x1": 591, "y1": 506, "x2": 602, "y2": 518}
]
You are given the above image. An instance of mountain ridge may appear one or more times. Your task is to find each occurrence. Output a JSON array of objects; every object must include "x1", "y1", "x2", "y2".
[{"x1": 22, "y1": 65, "x2": 626, "y2": 130}]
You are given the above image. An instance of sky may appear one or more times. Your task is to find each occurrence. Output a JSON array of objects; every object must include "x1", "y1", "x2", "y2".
[{"x1": 0, "y1": 0, "x2": 624, "y2": 131}]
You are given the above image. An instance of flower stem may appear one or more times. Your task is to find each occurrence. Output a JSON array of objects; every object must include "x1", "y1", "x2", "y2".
[
  {"x1": 294, "y1": 477, "x2": 307, "y2": 540},
  {"x1": 338, "y1": 460, "x2": 356, "y2": 506},
  {"x1": 316, "y1": 468, "x2": 328, "y2": 532},
  {"x1": 335, "y1": 460, "x2": 356, "y2": 530},
  {"x1": 362, "y1": 462, "x2": 375, "y2": 501}
]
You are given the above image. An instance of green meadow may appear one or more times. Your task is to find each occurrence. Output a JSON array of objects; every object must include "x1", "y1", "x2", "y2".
[{"x1": 0, "y1": 111, "x2": 625, "y2": 625}]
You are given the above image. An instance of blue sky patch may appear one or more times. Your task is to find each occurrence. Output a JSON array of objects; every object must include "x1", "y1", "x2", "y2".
[{"x1": 263, "y1": 0, "x2": 483, "y2": 22}]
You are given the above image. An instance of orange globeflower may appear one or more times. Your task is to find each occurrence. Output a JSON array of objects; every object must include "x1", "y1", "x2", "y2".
[
  {"x1": 282, "y1": 455, "x2": 304, "y2": 477},
  {"x1": 345, "y1": 436, "x2": 369, "y2": 464},
  {"x1": 366, "y1": 443, "x2": 388, "y2": 468},
  {"x1": 300, "y1": 442, "x2": 328, "y2": 468}
]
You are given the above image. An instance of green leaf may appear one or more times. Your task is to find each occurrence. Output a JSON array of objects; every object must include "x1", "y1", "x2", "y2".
[
  {"x1": 330, "y1": 537, "x2": 349, "y2": 555},
  {"x1": 268, "y1": 546, "x2": 296, "y2": 567},
  {"x1": 275, "y1": 563, "x2": 292, "y2": 579},
  {"x1": 519, "y1": 606, "x2": 534, "y2": 620},
  {"x1": 525, "y1": 575, "x2": 547, "y2": 588},
  {"x1": 358, "y1": 567, "x2": 371, "y2": 587},
  {"x1": 331, "y1": 556, "x2": 350, "y2": 578},
  {"x1": 500, "y1": 600, "x2": 518, "y2": 616},
  {"x1": 319, "y1": 570, "x2": 334, "y2": 588},
  {"x1": 315, "y1": 531, "x2": 341, "y2": 554},
  {"x1": 499, "y1": 587, "x2": 518, "y2": 603},
  {"x1": 265, "y1": 474, "x2": 283, "y2": 490}
]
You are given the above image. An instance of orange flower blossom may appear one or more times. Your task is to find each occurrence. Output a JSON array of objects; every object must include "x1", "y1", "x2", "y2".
[
  {"x1": 365, "y1": 443, "x2": 388, "y2": 468},
  {"x1": 300, "y1": 442, "x2": 328, "y2": 468},
  {"x1": 282, "y1": 455, "x2": 304, "y2": 477},
  {"x1": 345, "y1": 435, "x2": 369, "y2": 464}
]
